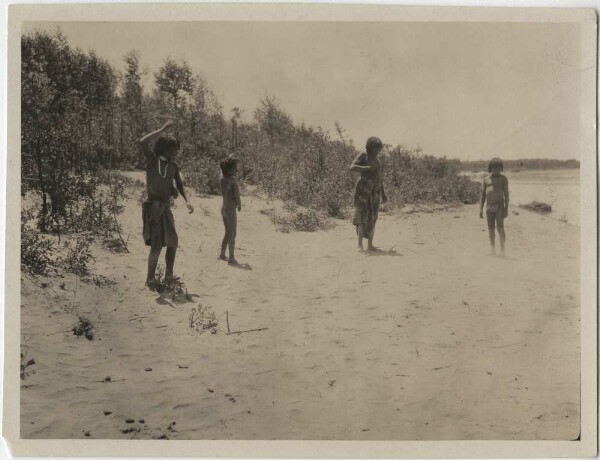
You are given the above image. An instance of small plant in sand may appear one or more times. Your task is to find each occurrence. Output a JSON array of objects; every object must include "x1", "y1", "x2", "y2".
[
  {"x1": 62, "y1": 235, "x2": 95, "y2": 276},
  {"x1": 163, "y1": 275, "x2": 186, "y2": 294},
  {"x1": 152, "y1": 265, "x2": 188, "y2": 295},
  {"x1": 90, "y1": 274, "x2": 117, "y2": 287},
  {"x1": 72, "y1": 317, "x2": 95, "y2": 340},
  {"x1": 20, "y1": 352, "x2": 36, "y2": 380},
  {"x1": 188, "y1": 304, "x2": 219, "y2": 333}
]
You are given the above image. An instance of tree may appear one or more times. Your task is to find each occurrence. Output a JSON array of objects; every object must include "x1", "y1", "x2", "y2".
[
  {"x1": 121, "y1": 51, "x2": 146, "y2": 165},
  {"x1": 254, "y1": 96, "x2": 294, "y2": 144},
  {"x1": 154, "y1": 57, "x2": 195, "y2": 111},
  {"x1": 21, "y1": 29, "x2": 118, "y2": 233}
]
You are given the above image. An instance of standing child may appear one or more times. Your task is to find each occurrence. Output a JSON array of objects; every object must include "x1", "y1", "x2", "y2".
[
  {"x1": 219, "y1": 157, "x2": 241, "y2": 265},
  {"x1": 350, "y1": 136, "x2": 387, "y2": 251},
  {"x1": 140, "y1": 120, "x2": 194, "y2": 290},
  {"x1": 480, "y1": 157, "x2": 509, "y2": 256}
]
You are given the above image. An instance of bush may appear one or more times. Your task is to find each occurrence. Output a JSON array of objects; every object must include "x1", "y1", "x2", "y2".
[
  {"x1": 188, "y1": 304, "x2": 218, "y2": 333},
  {"x1": 262, "y1": 204, "x2": 333, "y2": 232},
  {"x1": 21, "y1": 209, "x2": 55, "y2": 275},
  {"x1": 384, "y1": 147, "x2": 480, "y2": 206},
  {"x1": 20, "y1": 352, "x2": 36, "y2": 380},
  {"x1": 181, "y1": 155, "x2": 221, "y2": 195},
  {"x1": 62, "y1": 234, "x2": 94, "y2": 276}
]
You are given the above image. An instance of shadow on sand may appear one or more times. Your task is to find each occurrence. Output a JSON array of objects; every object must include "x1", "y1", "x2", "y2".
[
  {"x1": 229, "y1": 262, "x2": 253, "y2": 271},
  {"x1": 155, "y1": 291, "x2": 199, "y2": 307},
  {"x1": 364, "y1": 248, "x2": 403, "y2": 257}
]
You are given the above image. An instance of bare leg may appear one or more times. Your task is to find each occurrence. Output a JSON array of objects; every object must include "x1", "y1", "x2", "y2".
[
  {"x1": 228, "y1": 213, "x2": 238, "y2": 264},
  {"x1": 147, "y1": 247, "x2": 162, "y2": 286},
  {"x1": 228, "y1": 238, "x2": 237, "y2": 264},
  {"x1": 357, "y1": 224, "x2": 365, "y2": 251},
  {"x1": 486, "y1": 212, "x2": 496, "y2": 255},
  {"x1": 497, "y1": 219, "x2": 506, "y2": 256},
  {"x1": 487, "y1": 226, "x2": 496, "y2": 254},
  {"x1": 367, "y1": 223, "x2": 377, "y2": 251},
  {"x1": 220, "y1": 216, "x2": 228, "y2": 260},
  {"x1": 165, "y1": 247, "x2": 176, "y2": 279}
]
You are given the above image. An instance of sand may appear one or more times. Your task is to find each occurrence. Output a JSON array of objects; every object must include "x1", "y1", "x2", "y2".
[{"x1": 20, "y1": 175, "x2": 580, "y2": 440}]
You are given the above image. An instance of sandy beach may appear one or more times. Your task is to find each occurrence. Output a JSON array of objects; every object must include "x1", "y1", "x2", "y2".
[{"x1": 20, "y1": 176, "x2": 580, "y2": 441}]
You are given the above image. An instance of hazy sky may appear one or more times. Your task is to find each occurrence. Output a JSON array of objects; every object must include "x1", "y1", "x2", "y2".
[{"x1": 25, "y1": 21, "x2": 584, "y2": 160}]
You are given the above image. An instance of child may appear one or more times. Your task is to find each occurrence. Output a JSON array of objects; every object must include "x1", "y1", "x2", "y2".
[
  {"x1": 479, "y1": 157, "x2": 509, "y2": 256},
  {"x1": 140, "y1": 120, "x2": 194, "y2": 290},
  {"x1": 219, "y1": 157, "x2": 241, "y2": 264},
  {"x1": 350, "y1": 136, "x2": 387, "y2": 251}
]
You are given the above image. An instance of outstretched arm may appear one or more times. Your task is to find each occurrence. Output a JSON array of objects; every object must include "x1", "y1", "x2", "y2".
[
  {"x1": 350, "y1": 153, "x2": 374, "y2": 172},
  {"x1": 174, "y1": 165, "x2": 194, "y2": 214},
  {"x1": 139, "y1": 120, "x2": 174, "y2": 158},
  {"x1": 479, "y1": 179, "x2": 487, "y2": 218},
  {"x1": 503, "y1": 177, "x2": 510, "y2": 218}
]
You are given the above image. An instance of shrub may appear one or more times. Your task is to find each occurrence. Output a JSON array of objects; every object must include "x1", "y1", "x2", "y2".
[
  {"x1": 72, "y1": 317, "x2": 95, "y2": 340},
  {"x1": 20, "y1": 352, "x2": 36, "y2": 380},
  {"x1": 262, "y1": 205, "x2": 333, "y2": 232},
  {"x1": 188, "y1": 304, "x2": 218, "y2": 333},
  {"x1": 21, "y1": 209, "x2": 55, "y2": 275},
  {"x1": 62, "y1": 234, "x2": 94, "y2": 276}
]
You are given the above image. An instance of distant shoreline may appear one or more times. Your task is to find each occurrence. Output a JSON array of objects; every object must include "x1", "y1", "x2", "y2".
[{"x1": 458, "y1": 159, "x2": 579, "y2": 173}]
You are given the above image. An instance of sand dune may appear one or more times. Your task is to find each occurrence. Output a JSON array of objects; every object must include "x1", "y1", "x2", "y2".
[{"x1": 20, "y1": 177, "x2": 580, "y2": 440}]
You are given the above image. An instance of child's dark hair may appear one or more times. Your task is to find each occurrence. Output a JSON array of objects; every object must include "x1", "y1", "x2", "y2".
[
  {"x1": 488, "y1": 157, "x2": 504, "y2": 172},
  {"x1": 154, "y1": 135, "x2": 180, "y2": 156},
  {"x1": 220, "y1": 157, "x2": 239, "y2": 176},
  {"x1": 366, "y1": 136, "x2": 383, "y2": 154}
]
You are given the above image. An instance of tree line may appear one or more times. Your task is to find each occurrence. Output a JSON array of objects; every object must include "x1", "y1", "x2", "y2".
[{"x1": 21, "y1": 28, "x2": 481, "y2": 238}]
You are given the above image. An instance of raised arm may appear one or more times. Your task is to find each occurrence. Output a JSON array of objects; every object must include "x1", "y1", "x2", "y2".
[
  {"x1": 350, "y1": 153, "x2": 375, "y2": 172},
  {"x1": 139, "y1": 120, "x2": 174, "y2": 158},
  {"x1": 479, "y1": 178, "x2": 487, "y2": 218},
  {"x1": 503, "y1": 176, "x2": 510, "y2": 217},
  {"x1": 174, "y1": 164, "x2": 194, "y2": 214}
]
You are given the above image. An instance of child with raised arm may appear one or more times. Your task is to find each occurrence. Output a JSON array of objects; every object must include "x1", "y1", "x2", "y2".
[
  {"x1": 140, "y1": 120, "x2": 194, "y2": 290},
  {"x1": 219, "y1": 157, "x2": 241, "y2": 265},
  {"x1": 480, "y1": 157, "x2": 509, "y2": 256}
]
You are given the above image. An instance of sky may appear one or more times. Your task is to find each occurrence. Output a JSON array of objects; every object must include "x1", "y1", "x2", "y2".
[{"x1": 24, "y1": 21, "x2": 586, "y2": 161}]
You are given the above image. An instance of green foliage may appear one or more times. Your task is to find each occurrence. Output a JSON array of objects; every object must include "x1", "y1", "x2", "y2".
[
  {"x1": 262, "y1": 203, "x2": 333, "y2": 233},
  {"x1": 21, "y1": 208, "x2": 55, "y2": 275},
  {"x1": 384, "y1": 146, "x2": 480, "y2": 205},
  {"x1": 21, "y1": 29, "x2": 482, "y2": 245},
  {"x1": 21, "y1": 30, "x2": 121, "y2": 234},
  {"x1": 154, "y1": 57, "x2": 195, "y2": 110},
  {"x1": 62, "y1": 234, "x2": 94, "y2": 276}
]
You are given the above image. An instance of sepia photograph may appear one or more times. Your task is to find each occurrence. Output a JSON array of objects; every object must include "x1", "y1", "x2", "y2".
[{"x1": 3, "y1": 3, "x2": 598, "y2": 458}]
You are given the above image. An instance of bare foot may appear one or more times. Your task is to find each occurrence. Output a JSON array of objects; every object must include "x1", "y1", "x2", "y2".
[
  {"x1": 228, "y1": 258, "x2": 239, "y2": 265},
  {"x1": 219, "y1": 254, "x2": 227, "y2": 261},
  {"x1": 367, "y1": 246, "x2": 380, "y2": 252},
  {"x1": 145, "y1": 278, "x2": 160, "y2": 292}
]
